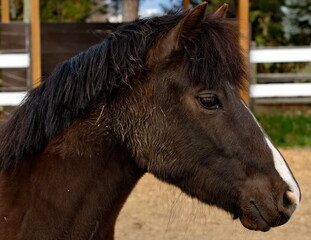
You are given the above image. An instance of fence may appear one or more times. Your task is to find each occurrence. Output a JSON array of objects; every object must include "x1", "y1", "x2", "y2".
[
  {"x1": 0, "y1": 22, "x2": 120, "y2": 110},
  {"x1": 0, "y1": 23, "x2": 31, "y2": 91},
  {"x1": 250, "y1": 46, "x2": 311, "y2": 105},
  {"x1": 0, "y1": 23, "x2": 30, "y2": 109}
]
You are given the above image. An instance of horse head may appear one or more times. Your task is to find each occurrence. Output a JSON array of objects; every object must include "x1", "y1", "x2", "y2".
[{"x1": 112, "y1": 3, "x2": 300, "y2": 232}]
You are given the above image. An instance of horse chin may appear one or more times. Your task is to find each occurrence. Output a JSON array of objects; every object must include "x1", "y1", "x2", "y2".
[
  {"x1": 223, "y1": 204, "x2": 271, "y2": 231},
  {"x1": 238, "y1": 201, "x2": 275, "y2": 232},
  {"x1": 239, "y1": 214, "x2": 271, "y2": 232},
  {"x1": 237, "y1": 196, "x2": 296, "y2": 232}
]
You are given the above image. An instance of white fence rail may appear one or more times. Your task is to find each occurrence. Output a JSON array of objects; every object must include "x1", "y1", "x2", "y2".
[
  {"x1": 250, "y1": 47, "x2": 311, "y2": 101},
  {"x1": 0, "y1": 53, "x2": 30, "y2": 107},
  {"x1": 250, "y1": 83, "x2": 311, "y2": 98},
  {"x1": 250, "y1": 47, "x2": 311, "y2": 63},
  {"x1": 0, "y1": 92, "x2": 27, "y2": 106},
  {"x1": 0, "y1": 54, "x2": 30, "y2": 68}
]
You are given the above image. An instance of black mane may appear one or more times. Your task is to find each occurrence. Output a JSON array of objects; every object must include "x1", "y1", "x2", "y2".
[{"x1": 0, "y1": 13, "x2": 246, "y2": 168}]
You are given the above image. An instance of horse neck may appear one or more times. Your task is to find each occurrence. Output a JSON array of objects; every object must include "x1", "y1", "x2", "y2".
[{"x1": 0, "y1": 116, "x2": 143, "y2": 240}]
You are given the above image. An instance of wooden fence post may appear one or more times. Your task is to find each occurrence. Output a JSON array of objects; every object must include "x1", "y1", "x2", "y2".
[
  {"x1": 238, "y1": 0, "x2": 250, "y2": 104},
  {"x1": 1, "y1": 0, "x2": 10, "y2": 22},
  {"x1": 183, "y1": 0, "x2": 190, "y2": 11},
  {"x1": 30, "y1": 0, "x2": 41, "y2": 87}
]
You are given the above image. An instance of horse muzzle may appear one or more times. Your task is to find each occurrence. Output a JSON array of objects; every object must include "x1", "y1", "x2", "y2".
[{"x1": 239, "y1": 189, "x2": 298, "y2": 231}]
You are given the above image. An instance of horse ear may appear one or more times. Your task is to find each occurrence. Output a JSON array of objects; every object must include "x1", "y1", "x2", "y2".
[
  {"x1": 180, "y1": 2, "x2": 209, "y2": 38},
  {"x1": 147, "y1": 2, "x2": 209, "y2": 66},
  {"x1": 213, "y1": 3, "x2": 228, "y2": 18}
]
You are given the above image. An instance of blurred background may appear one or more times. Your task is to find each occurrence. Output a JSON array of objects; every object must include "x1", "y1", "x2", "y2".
[{"x1": 0, "y1": 1, "x2": 310, "y2": 239}]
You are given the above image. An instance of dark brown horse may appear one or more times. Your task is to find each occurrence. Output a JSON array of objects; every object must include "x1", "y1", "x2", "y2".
[{"x1": 0, "y1": 3, "x2": 300, "y2": 239}]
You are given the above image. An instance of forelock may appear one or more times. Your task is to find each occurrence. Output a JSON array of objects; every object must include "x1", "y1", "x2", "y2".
[{"x1": 181, "y1": 16, "x2": 247, "y2": 90}]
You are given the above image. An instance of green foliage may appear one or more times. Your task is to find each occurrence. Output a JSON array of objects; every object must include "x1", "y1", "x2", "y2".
[
  {"x1": 249, "y1": 1, "x2": 286, "y2": 47},
  {"x1": 282, "y1": 0, "x2": 311, "y2": 46},
  {"x1": 257, "y1": 114, "x2": 311, "y2": 147},
  {"x1": 40, "y1": 0, "x2": 92, "y2": 22},
  {"x1": 7, "y1": 0, "x2": 92, "y2": 22}
]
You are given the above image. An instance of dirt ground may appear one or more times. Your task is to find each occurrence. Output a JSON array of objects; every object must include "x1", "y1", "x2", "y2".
[{"x1": 115, "y1": 148, "x2": 311, "y2": 240}]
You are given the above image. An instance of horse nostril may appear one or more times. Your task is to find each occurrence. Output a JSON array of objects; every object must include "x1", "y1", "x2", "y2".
[
  {"x1": 283, "y1": 191, "x2": 291, "y2": 207},
  {"x1": 277, "y1": 190, "x2": 298, "y2": 223},
  {"x1": 283, "y1": 190, "x2": 298, "y2": 207}
]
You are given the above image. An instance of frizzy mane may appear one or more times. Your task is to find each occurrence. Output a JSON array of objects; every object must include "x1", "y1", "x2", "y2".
[{"x1": 0, "y1": 12, "x2": 246, "y2": 169}]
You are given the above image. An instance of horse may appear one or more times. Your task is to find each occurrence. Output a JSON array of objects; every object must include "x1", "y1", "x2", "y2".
[{"x1": 0, "y1": 3, "x2": 300, "y2": 239}]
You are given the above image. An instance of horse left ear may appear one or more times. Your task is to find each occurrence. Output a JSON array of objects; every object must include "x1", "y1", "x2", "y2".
[
  {"x1": 147, "y1": 2, "x2": 209, "y2": 66},
  {"x1": 213, "y1": 3, "x2": 228, "y2": 18}
]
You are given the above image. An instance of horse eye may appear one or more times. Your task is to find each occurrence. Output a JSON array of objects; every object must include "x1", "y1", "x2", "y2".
[{"x1": 198, "y1": 96, "x2": 221, "y2": 110}]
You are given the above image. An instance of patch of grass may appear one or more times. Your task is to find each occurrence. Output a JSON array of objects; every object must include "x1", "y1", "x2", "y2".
[{"x1": 256, "y1": 114, "x2": 311, "y2": 148}]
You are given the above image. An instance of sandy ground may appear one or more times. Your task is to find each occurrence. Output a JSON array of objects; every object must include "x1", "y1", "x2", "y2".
[{"x1": 115, "y1": 148, "x2": 311, "y2": 240}]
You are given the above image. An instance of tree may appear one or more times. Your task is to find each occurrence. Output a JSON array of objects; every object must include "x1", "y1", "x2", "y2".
[
  {"x1": 9, "y1": 0, "x2": 93, "y2": 22},
  {"x1": 121, "y1": 0, "x2": 139, "y2": 22},
  {"x1": 282, "y1": 0, "x2": 311, "y2": 45},
  {"x1": 40, "y1": 0, "x2": 92, "y2": 22},
  {"x1": 249, "y1": 1, "x2": 286, "y2": 47}
]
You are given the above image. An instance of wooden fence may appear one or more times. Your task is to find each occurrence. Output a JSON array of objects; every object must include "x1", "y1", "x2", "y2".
[
  {"x1": 250, "y1": 46, "x2": 311, "y2": 105},
  {"x1": 0, "y1": 23, "x2": 30, "y2": 91},
  {"x1": 40, "y1": 23, "x2": 120, "y2": 77},
  {"x1": 0, "y1": 22, "x2": 120, "y2": 109}
]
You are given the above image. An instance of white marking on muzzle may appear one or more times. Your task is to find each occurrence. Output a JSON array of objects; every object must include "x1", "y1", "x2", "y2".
[
  {"x1": 265, "y1": 137, "x2": 300, "y2": 206},
  {"x1": 240, "y1": 100, "x2": 300, "y2": 206}
]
